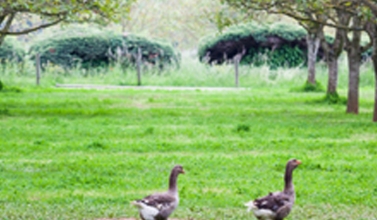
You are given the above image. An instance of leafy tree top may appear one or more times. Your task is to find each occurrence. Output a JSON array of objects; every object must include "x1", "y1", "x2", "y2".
[{"x1": 0, "y1": 0, "x2": 135, "y2": 44}]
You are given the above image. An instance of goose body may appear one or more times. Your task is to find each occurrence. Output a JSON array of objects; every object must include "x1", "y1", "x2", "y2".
[
  {"x1": 132, "y1": 165, "x2": 184, "y2": 220},
  {"x1": 245, "y1": 159, "x2": 301, "y2": 220}
]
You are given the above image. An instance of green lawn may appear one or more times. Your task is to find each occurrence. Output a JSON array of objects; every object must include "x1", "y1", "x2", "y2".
[{"x1": 0, "y1": 86, "x2": 376, "y2": 220}]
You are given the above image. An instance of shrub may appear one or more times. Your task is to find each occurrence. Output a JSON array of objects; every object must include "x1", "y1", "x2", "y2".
[
  {"x1": 108, "y1": 34, "x2": 180, "y2": 69},
  {"x1": 0, "y1": 37, "x2": 25, "y2": 63},
  {"x1": 303, "y1": 81, "x2": 324, "y2": 92},
  {"x1": 198, "y1": 22, "x2": 315, "y2": 68},
  {"x1": 324, "y1": 92, "x2": 346, "y2": 104},
  {"x1": 29, "y1": 26, "x2": 179, "y2": 70}
]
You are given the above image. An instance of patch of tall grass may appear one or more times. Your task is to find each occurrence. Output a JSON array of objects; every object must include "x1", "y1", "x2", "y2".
[{"x1": 1, "y1": 54, "x2": 374, "y2": 92}]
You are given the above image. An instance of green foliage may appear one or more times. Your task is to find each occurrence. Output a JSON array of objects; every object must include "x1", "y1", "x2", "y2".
[
  {"x1": 245, "y1": 45, "x2": 306, "y2": 69},
  {"x1": 198, "y1": 22, "x2": 309, "y2": 68},
  {"x1": 28, "y1": 27, "x2": 179, "y2": 70},
  {"x1": 0, "y1": 38, "x2": 25, "y2": 63},
  {"x1": 0, "y1": 85, "x2": 22, "y2": 93},
  {"x1": 323, "y1": 92, "x2": 347, "y2": 105},
  {"x1": 302, "y1": 80, "x2": 325, "y2": 92},
  {"x1": 0, "y1": 78, "x2": 22, "y2": 93},
  {"x1": 270, "y1": 45, "x2": 305, "y2": 68},
  {"x1": 268, "y1": 22, "x2": 307, "y2": 41},
  {"x1": 114, "y1": 34, "x2": 180, "y2": 68},
  {"x1": 303, "y1": 81, "x2": 324, "y2": 92},
  {"x1": 0, "y1": 0, "x2": 135, "y2": 36},
  {"x1": 290, "y1": 80, "x2": 325, "y2": 93}
]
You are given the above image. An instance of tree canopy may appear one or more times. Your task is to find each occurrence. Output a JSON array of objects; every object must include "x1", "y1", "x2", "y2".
[{"x1": 0, "y1": 0, "x2": 135, "y2": 44}]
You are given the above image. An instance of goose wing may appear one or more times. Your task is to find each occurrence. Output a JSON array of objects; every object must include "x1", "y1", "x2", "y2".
[
  {"x1": 140, "y1": 193, "x2": 176, "y2": 210},
  {"x1": 254, "y1": 192, "x2": 290, "y2": 212},
  {"x1": 135, "y1": 193, "x2": 178, "y2": 219}
]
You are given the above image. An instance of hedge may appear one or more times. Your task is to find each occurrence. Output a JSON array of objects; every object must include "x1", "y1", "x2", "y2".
[
  {"x1": 198, "y1": 22, "x2": 311, "y2": 68},
  {"x1": 29, "y1": 27, "x2": 179, "y2": 70}
]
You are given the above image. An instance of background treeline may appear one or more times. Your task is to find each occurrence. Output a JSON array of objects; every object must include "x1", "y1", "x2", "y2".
[{"x1": 3, "y1": 22, "x2": 372, "y2": 72}]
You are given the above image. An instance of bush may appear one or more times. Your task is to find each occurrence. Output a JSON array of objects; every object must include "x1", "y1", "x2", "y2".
[
  {"x1": 290, "y1": 81, "x2": 324, "y2": 93},
  {"x1": 108, "y1": 34, "x2": 180, "y2": 69},
  {"x1": 198, "y1": 22, "x2": 313, "y2": 68},
  {"x1": 0, "y1": 37, "x2": 25, "y2": 63},
  {"x1": 324, "y1": 92, "x2": 346, "y2": 104},
  {"x1": 29, "y1": 26, "x2": 179, "y2": 70}
]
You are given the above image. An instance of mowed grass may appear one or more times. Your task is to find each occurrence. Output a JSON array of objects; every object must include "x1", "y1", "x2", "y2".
[{"x1": 0, "y1": 85, "x2": 376, "y2": 220}]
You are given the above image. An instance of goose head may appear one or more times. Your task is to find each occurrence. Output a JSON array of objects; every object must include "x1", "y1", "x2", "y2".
[
  {"x1": 172, "y1": 165, "x2": 185, "y2": 175},
  {"x1": 287, "y1": 159, "x2": 301, "y2": 170}
]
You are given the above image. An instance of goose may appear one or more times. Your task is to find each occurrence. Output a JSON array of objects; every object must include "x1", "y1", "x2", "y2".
[
  {"x1": 245, "y1": 159, "x2": 301, "y2": 220},
  {"x1": 132, "y1": 165, "x2": 185, "y2": 220}
]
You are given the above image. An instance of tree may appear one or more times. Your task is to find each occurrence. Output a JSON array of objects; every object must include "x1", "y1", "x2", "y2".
[
  {"x1": 360, "y1": 0, "x2": 377, "y2": 121},
  {"x1": 222, "y1": 0, "x2": 328, "y2": 87},
  {"x1": 0, "y1": 0, "x2": 135, "y2": 45},
  {"x1": 318, "y1": 5, "x2": 347, "y2": 100},
  {"x1": 327, "y1": 0, "x2": 371, "y2": 114},
  {"x1": 223, "y1": 0, "x2": 376, "y2": 115}
]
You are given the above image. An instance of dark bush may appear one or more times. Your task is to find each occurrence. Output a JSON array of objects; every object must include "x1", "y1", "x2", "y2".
[
  {"x1": 0, "y1": 38, "x2": 25, "y2": 63},
  {"x1": 29, "y1": 27, "x2": 179, "y2": 70},
  {"x1": 198, "y1": 22, "x2": 315, "y2": 68}
]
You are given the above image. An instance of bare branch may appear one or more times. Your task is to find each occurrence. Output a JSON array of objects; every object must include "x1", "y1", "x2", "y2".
[{"x1": 0, "y1": 17, "x2": 66, "y2": 35}]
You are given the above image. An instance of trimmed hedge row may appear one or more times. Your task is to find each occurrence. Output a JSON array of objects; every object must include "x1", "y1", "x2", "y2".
[
  {"x1": 198, "y1": 22, "x2": 311, "y2": 68},
  {"x1": 29, "y1": 28, "x2": 179, "y2": 70},
  {"x1": 0, "y1": 38, "x2": 25, "y2": 63}
]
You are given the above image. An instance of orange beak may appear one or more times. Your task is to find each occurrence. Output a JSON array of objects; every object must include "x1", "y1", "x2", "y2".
[
  {"x1": 296, "y1": 160, "x2": 302, "y2": 165},
  {"x1": 181, "y1": 169, "x2": 185, "y2": 174}
]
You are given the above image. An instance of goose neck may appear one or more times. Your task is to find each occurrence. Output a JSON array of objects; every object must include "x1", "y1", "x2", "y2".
[
  {"x1": 283, "y1": 165, "x2": 294, "y2": 194},
  {"x1": 168, "y1": 171, "x2": 179, "y2": 194}
]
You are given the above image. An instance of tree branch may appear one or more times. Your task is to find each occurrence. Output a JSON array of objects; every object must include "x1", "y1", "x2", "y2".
[
  {"x1": 0, "y1": 12, "x2": 16, "y2": 35},
  {"x1": 0, "y1": 15, "x2": 6, "y2": 24},
  {"x1": 267, "y1": 9, "x2": 362, "y2": 31},
  {"x1": 0, "y1": 17, "x2": 66, "y2": 35}
]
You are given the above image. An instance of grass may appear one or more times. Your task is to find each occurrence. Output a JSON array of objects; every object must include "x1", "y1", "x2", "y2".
[{"x1": 0, "y1": 58, "x2": 377, "y2": 219}]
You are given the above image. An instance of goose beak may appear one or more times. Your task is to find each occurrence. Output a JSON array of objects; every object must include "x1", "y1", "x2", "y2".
[
  {"x1": 181, "y1": 169, "x2": 185, "y2": 174},
  {"x1": 296, "y1": 160, "x2": 302, "y2": 165}
]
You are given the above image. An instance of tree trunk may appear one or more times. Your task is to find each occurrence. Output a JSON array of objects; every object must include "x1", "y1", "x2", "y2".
[
  {"x1": 374, "y1": 54, "x2": 377, "y2": 122},
  {"x1": 346, "y1": 48, "x2": 360, "y2": 114},
  {"x1": 327, "y1": 57, "x2": 338, "y2": 94},
  {"x1": 306, "y1": 34, "x2": 320, "y2": 85},
  {"x1": 370, "y1": 24, "x2": 377, "y2": 122},
  {"x1": 345, "y1": 16, "x2": 362, "y2": 114},
  {"x1": 323, "y1": 27, "x2": 343, "y2": 96}
]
